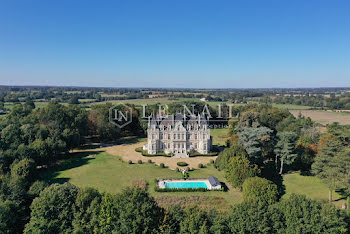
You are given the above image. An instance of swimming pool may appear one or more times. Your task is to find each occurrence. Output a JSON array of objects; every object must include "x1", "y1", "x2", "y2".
[{"x1": 163, "y1": 181, "x2": 208, "y2": 189}]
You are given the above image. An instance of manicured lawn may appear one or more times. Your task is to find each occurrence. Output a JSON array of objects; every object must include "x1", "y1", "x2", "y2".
[
  {"x1": 282, "y1": 172, "x2": 346, "y2": 207},
  {"x1": 41, "y1": 151, "x2": 242, "y2": 210},
  {"x1": 211, "y1": 128, "x2": 229, "y2": 146}
]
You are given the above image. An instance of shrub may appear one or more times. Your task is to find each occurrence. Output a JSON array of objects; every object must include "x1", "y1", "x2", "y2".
[
  {"x1": 137, "y1": 160, "x2": 143, "y2": 164},
  {"x1": 186, "y1": 167, "x2": 190, "y2": 171},
  {"x1": 147, "y1": 159, "x2": 152, "y2": 163},
  {"x1": 242, "y1": 177, "x2": 278, "y2": 205},
  {"x1": 135, "y1": 147, "x2": 172, "y2": 157},
  {"x1": 177, "y1": 162, "x2": 188, "y2": 167},
  {"x1": 210, "y1": 159, "x2": 214, "y2": 164},
  {"x1": 176, "y1": 167, "x2": 180, "y2": 172},
  {"x1": 155, "y1": 187, "x2": 208, "y2": 192},
  {"x1": 160, "y1": 163, "x2": 165, "y2": 168},
  {"x1": 128, "y1": 160, "x2": 132, "y2": 164},
  {"x1": 135, "y1": 147, "x2": 143, "y2": 152},
  {"x1": 224, "y1": 156, "x2": 260, "y2": 189},
  {"x1": 188, "y1": 152, "x2": 218, "y2": 157},
  {"x1": 198, "y1": 163, "x2": 203, "y2": 168}
]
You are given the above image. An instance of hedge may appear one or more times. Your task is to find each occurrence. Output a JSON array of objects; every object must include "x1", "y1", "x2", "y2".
[
  {"x1": 177, "y1": 162, "x2": 188, "y2": 167},
  {"x1": 188, "y1": 152, "x2": 218, "y2": 157},
  {"x1": 155, "y1": 187, "x2": 208, "y2": 192},
  {"x1": 135, "y1": 147, "x2": 173, "y2": 157}
]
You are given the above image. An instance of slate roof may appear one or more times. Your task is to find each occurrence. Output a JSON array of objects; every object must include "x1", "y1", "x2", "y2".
[
  {"x1": 208, "y1": 176, "x2": 220, "y2": 186},
  {"x1": 151, "y1": 114, "x2": 208, "y2": 128}
]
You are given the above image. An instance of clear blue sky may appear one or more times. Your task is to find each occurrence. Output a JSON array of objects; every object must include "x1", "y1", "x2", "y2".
[{"x1": 1, "y1": 0, "x2": 349, "y2": 88}]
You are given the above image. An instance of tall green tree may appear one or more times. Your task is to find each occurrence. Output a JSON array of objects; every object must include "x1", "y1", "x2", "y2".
[
  {"x1": 312, "y1": 135, "x2": 347, "y2": 201},
  {"x1": 24, "y1": 183, "x2": 79, "y2": 233},
  {"x1": 242, "y1": 177, "x2": 279, "y2": 205},
  {"x1": 269, "y1": 194, "x2": 348, "y2": 233},
  {"x1": 274, "y1": 131, "x2": 298, "y2": 174},
  {"x1": 215, "y1": 144, "x2": 247, "y2": 171},
  {"x1": 224, "y1": 156, "x2": 260, "y2": 190},
  {"x1": 238, "y1": 127, "x2": 274, "y2": 165}
]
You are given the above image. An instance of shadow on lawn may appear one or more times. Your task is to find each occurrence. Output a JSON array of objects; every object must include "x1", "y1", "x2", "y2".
[
  {"x1": 39, "y1": 151, "x2": 104, "y2": 184},
  {"x1": 334, "y1": 188, "x2": 349, "y2": 201},
  {"x1": 261, "y1": 161, "x2": 286, "y2": 199},
  {"x1": 80, "y1": 136, "x2": 146, "y2": 150}
]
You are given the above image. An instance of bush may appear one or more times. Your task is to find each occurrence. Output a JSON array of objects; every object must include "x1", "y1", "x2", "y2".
[
  {"x1": 155, "y1": 187, "x2": 208, "y2": 192},
  {"x1": 147, "y1": 159, "x2": 152, "y2": 163},
  {"x1": 198, "y1": 163, "x2": 203, "y2": 168},
  {"x1": 160, "y1": 163, "x2": 165, "y2": 168},
  {"x1": 135, "y1": 147, "x2": 173, "y2": 157},
  {"x1": 177, "y1": 162, "x2": 188, "y2": 167},
  {"x1": 242, "y1": 177, "x2": 278, "y2": 205},
  {"x1": 128, "y1": 160, "x2": 132, "y2": 164},
  {"x1": 186, "y1": 167, "x2": 190, "y2": 171},
  {"x1": 210, "y1": 159, "x2": 214, "y2": 164},
  {"x1": 135, "y1": 147, "x2": 143, "y2": 152},
  {"x1": 137, "y1": 160, "x2": 143, "y2": 164},
  {"x1": 188, "y1": 152, "x2": 218, "y2": 157},
  {"x1": 176, "y1": 167, "x2": 180, "y2": 172},
  {"x1": 224, "y1": 156, "x2": 260, "y2": 189}
]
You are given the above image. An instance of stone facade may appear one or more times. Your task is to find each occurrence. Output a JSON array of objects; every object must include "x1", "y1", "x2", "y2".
[{"x1": 144, "y1": 114, "x2": 212, "y2": 157}]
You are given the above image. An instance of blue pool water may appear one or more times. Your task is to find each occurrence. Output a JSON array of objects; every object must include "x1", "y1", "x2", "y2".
[{"x1": 164, "y1": 181, "x2": 208, "y2": 189}]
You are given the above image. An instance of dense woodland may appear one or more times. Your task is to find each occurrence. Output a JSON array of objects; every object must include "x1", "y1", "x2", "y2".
[{"x1": 0, "y1": 86, "x2": 349, "y2": 233}]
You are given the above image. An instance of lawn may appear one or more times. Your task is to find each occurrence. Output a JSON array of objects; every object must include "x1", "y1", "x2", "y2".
[
  {"x1": 210, "y1": 128, "x2": 229, "y2": 146},
  {"x1": 40, "y1": 150, "x2": 242, "y2": 211},
  {"x1": 282, "y1": 172, "x2": 346, "y2": 207}
]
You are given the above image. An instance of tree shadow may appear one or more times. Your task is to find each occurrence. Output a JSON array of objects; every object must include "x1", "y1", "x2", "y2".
[
  {"x1": 219, "y1": 182, "x2": 229, "y2": 192},
  {"x1": 39, "y1": 151, "x2": 104, "y2": 184},
  {"x1": 334, "y1": 188, "x2": 349, "y2": 201},
  {"x1": 79, "y1": 136, "x2": 145, "y2": 150},
  {"x1": 261, "y1": 160, "x2": 286, "y2": 199}
]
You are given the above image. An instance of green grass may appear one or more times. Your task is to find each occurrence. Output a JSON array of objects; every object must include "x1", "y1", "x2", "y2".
[
  {"x1": 40, "y1": 151, "x2": 242, "y2": 210},
  {"x1": 272, "y1": 103, "x2": 313, "y2": 110},
  {"x1": 282, "y1": 172, "x2": 346, "y2": 206},
  {"x1": 211, "y1": 128, "x2": 229, "y2": 146}
]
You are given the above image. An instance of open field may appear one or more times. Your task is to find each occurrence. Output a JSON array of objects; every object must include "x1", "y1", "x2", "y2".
[
  {"x1": 41, "y1": 151, "x2": 242, "y2": 211},
  {"x1": 282, "y1": 172, "x2": 346, "y2": 207},
  {"x1": 272, "y1": 103, "x2": 313, "y2": 110},
  {"x1": 290, "y1": 110, "x2": 350, "y2": 125}
]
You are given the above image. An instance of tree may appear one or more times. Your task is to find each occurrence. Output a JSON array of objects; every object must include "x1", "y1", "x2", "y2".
[
  {"x1": 73, "y1": 188, "x2": 101, "y2": 233},
  {"x1": 224, "y1": 156, "x2": 260, "y2": 189},
  {"x1": 98, "y1": 187, "x2": 163, "y2": 233},
  {"x1": 274, "y1": 131, "x2": 298, "y2": 174},
  {"x1": 242, "y1": 177, "x2": 278, "y2": 205},
  {"x1": 0, "y1": 200, "x2": 21, "y2": 233},
  {"x1": 24, "y1": 183, "x2": 79, "y2": 233},
  {"x1": 235, "y1": 111, "x2": 261, "y2": 131},
  {"x1": 228, "y1": 202, "x2": 272, "y2": 233},
  {"x1": 312, "y1": 135, "x2": 346, "y2": 201},
  {"x1": 215, "y1": 144, "x2": 247, "y2": 171},
  {"x1": 10, "y1": 158, "x2": 36, "y2": 184},
  {"x1": 238, "y1": 127, "x2": 274, "y2": 165},
  {"x1": 179, "y1": 206, "x2": 210, "y2": 234},
  {"x1": 68, "y1": 96, "x2": 80, "y2": 104},
  {"x1": 269, "y1": 194, "x2": 348, "y2": 233}
]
